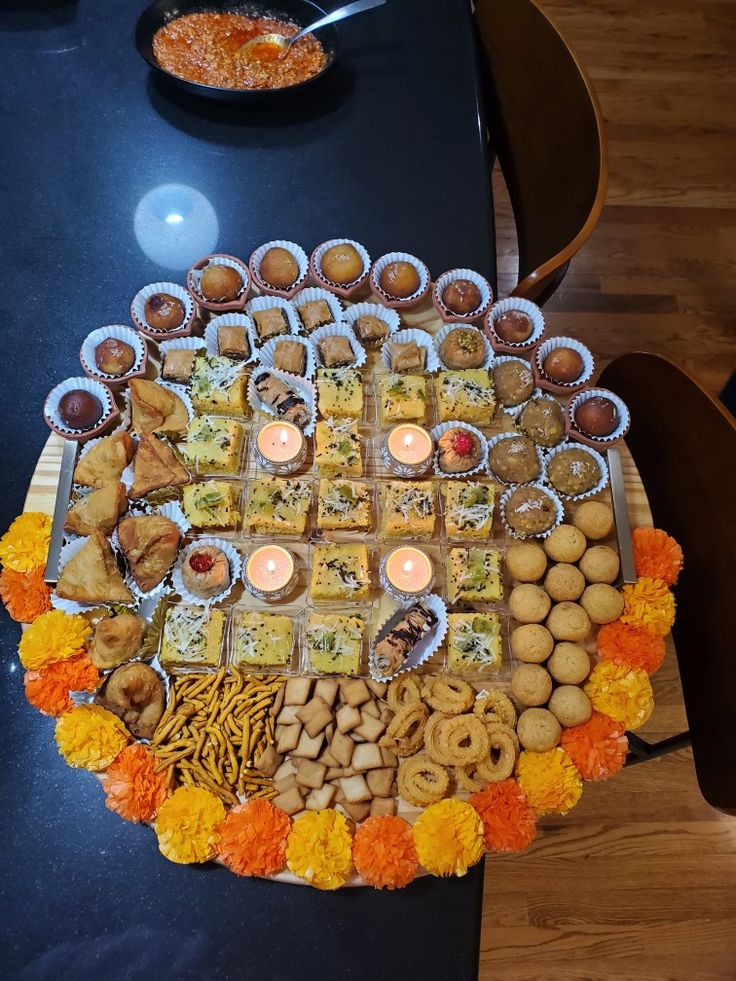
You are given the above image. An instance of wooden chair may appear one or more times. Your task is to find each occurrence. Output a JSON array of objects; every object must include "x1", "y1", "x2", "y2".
[
  {"x1": 474, "y1": 0, "x2": 607, "y2": 304},
  {"x1": 599, "y1": 353, "x2": 736, "y2": 814}
]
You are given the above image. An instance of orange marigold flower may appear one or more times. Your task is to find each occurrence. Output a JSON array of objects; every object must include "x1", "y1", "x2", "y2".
[
  {"x1": 218, "y1": 800, "x2": 291, "y2": 877},
  {"x1": 102, "y1": 744, "x2": 169, "y2": 824},
  {"x1": 0, "y1": 512, "x2": 51, "y2": 573},
  {"x1": 560, "y1": 711, "x2": 628, "y2": 781},
  {"x1": 24, "y1": 653, "x2": 100, "y2": 717},
  {"x1": 469, "y1": 779, "x2": 538, "y2": 853},
  {"x1": 597, "y1": 619, "x2": 666, "y2": 674},
  {"x1": 620, "y1": 577, "x2": 676, "y2": 637},
  {"x1": 353, "y1": 815, "x2": 419, "y2": 889},
  {"x1": 0, "y1": 566, "x2": 51, "y2": 623},
  {"x1": 632, "y1": 527, "x2": 683, "y2": 586}
]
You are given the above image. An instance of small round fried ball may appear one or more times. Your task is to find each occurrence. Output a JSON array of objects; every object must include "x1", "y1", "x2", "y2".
[
  {"x1": 544, "y1": 524, "x2": 587, "y2": 563},
  {"x1": 379, "y1": 261, "x2": 420, "y2": 299},
  {"x1": 260, "y1": 247, "x2": 299, "y2": 289},
  {"x1": 321, "y1": 243, "x2": 364, "y2": 285},
  {"x1": 511, "y1": 624, "x2": 554, "y2": 663},
  {"x1": 509, "y1": 584, "x2": 552, "y2": 624},
  {"x1": 546, "y1": 601, "x2": 591, "y2": 642},
  {"x1": 573, "y1": 501, "x2": 614, "y2": 540},
  {"x1": 580, "y1": 583, "x2": 624, "y2": 624},
  {"x1": 511, "y1": 664, "x2": 553, "y2": 707},
  {"x1": 548, "y1": 686, "x2": 592, "y2": 727},
  {"x1": 442, "y1": 278, "x2": 481, "y2": 314},
  {"x1": 506, "y1": 542, "x2": 547, "y2": 582},
  {"x1": 517, "y1": 708, "x2": 561, "y2": 752},
  {"x1": 544, "y1": 563, "x2": 585, "y2": 602},
  {"x1": 547, "y1": 642, "x2": 590, "y2": 685},
  {"x1": 200, "y1": 264, "x2": 243, "y2": 302},
  {"x1": 579, "y1": 545, "x2": 620, "y2": 584}
]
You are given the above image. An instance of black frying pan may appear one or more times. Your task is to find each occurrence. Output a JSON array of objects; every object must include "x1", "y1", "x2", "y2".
[{"x1": 135, "y1": 0, "x2": 340, "y2": 101}]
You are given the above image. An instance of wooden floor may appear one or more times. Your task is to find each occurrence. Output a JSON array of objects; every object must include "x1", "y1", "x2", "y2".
[{"x1": 481, "y1": 1, "x2": 736, "y2": 978}]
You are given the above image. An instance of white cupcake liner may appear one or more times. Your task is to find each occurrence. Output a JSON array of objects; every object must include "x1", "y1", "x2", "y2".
[
  {"x1": 342, "y1": 302, "x2": 401, "y2": 343},
  {"x1": 310, "y1": 238, "x2": 371, "y2": 291},
  {"x1": 258, "y1": 334, "x2": 316, "y2": 380},
  {"x1": 44, "y1": 377, "x2": 119, "y2": 440},
  {"x1": 130, "y1": 282, "x2": 195, "y2": 339},
  {"x1": 204, "y1": 313, "x2": 257, "y2": 363},
  {"x1": 310, "y1": 322, "x2": 367, "y2": 369},
  {"x1": 291, "y1": 287, "x2": 344, "y2": 333},
  {"x1": 486, "y1": 431, "x2": 545, "y2": 486},
  {"x1": 248, "y1": 366, "x2": 317, "y2": 436},
  {"x1": 158, "y1": 337, "x2": 207, "y2": 386},
  {"x1": 491, "y1": 356, "x2": 538, "y2": 417},
  {"x1": 187, "y1": 254, "x2": 250, "y2": 309},
  {"x1": 485, "y1": 298, "x2": 545, "y2": 352},
  {"x1": 126, "y1": 381, "x2": 194, "y2": 436},
  {"x1": 53, "y1": 536, "x2": 136, "y2": 614},
  {"x1": 433, "y1": 323, "x2": 494, "y2": 371},
  {"x1": 534, "y1": 336, "x2": 595, "y2": 392},
  {"x1": 245, "y1": 294, "x2": 301, "y2": 344},
  {"x1": 369, "y1": 593, "x2": 448, "y2": 681},
  {"x1": 380, "y1": 328, "x2": 441, "y2": 374},
  {"x1": 431, "y1": 422, "x2": 489, "y2": 478},
  {"x1": 567, "y1": 388, "x2": 631, "y2": 447},
  {"x1": 543, "y1": 441, "x2": 610, "y2": 501},
  {"x1": 249, "y1": 240, "x2": 309, "y2": 298},
  {"x1": 515, "y1": 394, "x2": 567, "y2": 447},
  {"x1": 433, "y1": 268, "x2": 493, "y2": 322},
  {"x1": 80, "y1": 326, "x2": 147, "y2": 385},
  {"x1": 369, "y1": 252, "x2": 431, "y2": 308},
  {"x1": 112, "y1": 501, "x2": 189, "y2": 602},
  {"x1": 172, "y1": 537, "x2": 242, "y2": 607},
  {"x1": 500, "y1": 481, "x2": 564, "y2": 541}
]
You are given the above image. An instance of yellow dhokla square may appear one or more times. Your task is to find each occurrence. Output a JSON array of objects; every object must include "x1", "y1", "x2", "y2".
[
  {"x1": 317, "y1": 479, "x2": 372, "y2": 531},
  {"x1": 190, "y1": 355, "x2": 248, "y2": 417},
  {"x1": 447, "y1": 612, "x2": 502, "y2": 671},
  {"x1": 378, "y1": 481, "x2": 436, "y2": 538},
  {"x1": 435, "y1": 369, "x2": 495, "y2": 423},
  {"x1": 160, "y1": 606, "x2": 225, "y2": 671},
  {"x1": 182, "y1": 480, "x2": 240, "y2": 529},
  {"x1": 315, "y1": 419, "x2": 362, "y2": 477},
  {"x1": 441, "y1": 481, "x2": 495, "y2": 540},
  {"x1": 245, "y1": 477, "x2": 312, "y2": 536},
  {"x1": 316, "y1": 368, "x2": 363, "y2": 419},
  {"x1": 182, "y1": 415, "x2": 244, "y2": 474},
  {"x1": 305, "y1": 612, "x2": 364, "y2": 675},
  {"x1": 447, "y1": 547, "x2": 503, "y2": 603},
  {"x1": 231, "y1": 611, "x2": 293, "y2": 669},
  {"x1": 309, "y1": 542, "x2": 371, "y2": 601},
  {"x1": 378, "y1": 374, "x2": 427, "y2": 424}
]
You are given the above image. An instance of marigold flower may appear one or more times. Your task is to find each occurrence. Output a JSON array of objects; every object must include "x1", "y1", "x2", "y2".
[
  {"x1": 620, "y1": 577, "x2": 676, "y2": 637},
  {"x1": 155, "y1": 786, "x2": 226, "y2": 864},
  {"x1": 516, "y1": 748, "x2": 583, "y2": 815},
  {"x1": 632, "y1": 527, "x2": 683, "y2": 586},
  {"x1": 412, "y1": 798, "x2": 485, "y2": 877},
  {"x1": 584, "y1": 661, "x2": 654, "y2": 730},
  {"x1": 0, "y1": 566, "x2": 51, "y2": 623},
  {"x1": 102, "y1": 744, "x2": 169, "y2": 824},
  {"x1": 286, "y1": 810, "x2": 353, "y2": 890},
  {"x1": 469, "y1": 780, "x2": 538, "y2": 853},
  {"x1": 597, "y1": 619, "x2": 666, "y2": 674},
  {"x1": 24, "y1": 653, "x2": 100, "y2": 717},
  {"x1": 353, "y1": 815, "x2": 418, "y2": 889},
  {"x1": 18, "y1": 608, "x2": 91, "y2": 670},
  {"x1": 0, "y1": 512, "x2": 51, "y2": 573},
  {"x1": 218, "y1": 800, "x2": 291, "y2": 878},
  {"x1": 55, "y1": 703, "x2": 129, "y2": 770},
  {"x1": 560, "y1": 711, "x2": 628, "y2": 781}
]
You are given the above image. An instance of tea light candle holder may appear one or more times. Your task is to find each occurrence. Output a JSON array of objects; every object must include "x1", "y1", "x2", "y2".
[
  {"x1": 243, "y1": 545, "x2": 298, "y2": 602},
  {"x1": 254, "y1": 421, "x2": 307, "y2": 475},
  {"x1": 381, "y1": 423, "x2": 433, "y2": 477},
  {"x1": 380, "y1": 546, "x2": 434, "y2": 602}
]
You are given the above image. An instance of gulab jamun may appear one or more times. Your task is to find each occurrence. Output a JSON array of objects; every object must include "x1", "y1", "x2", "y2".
[
  {"x1": 542, "y1": 346, "x2": 584, "y2": 384},
  {"x1": 58, "y1": 389, "x2": 104, "y2": 430},
  {"x1": 144, "y1": 293, "x2": 186, "y2": 331},
  {"x1": 94, "y1": 338, "x2": 136, "y2": 377},
  {"x1": 199, "y1": 264, "x2": 243, "y2": 302},
  {"x1": 260, "y1": 247, "x2": 299, "y2": 289},
  {"x1": 441, "y1": 278, "x2": 482, "y2": 314},
  {"x1": 493, "y1": 309, "x2": 534, "y2": 343},
  {"x1": 575, "y1": 396, "x2": 619, "y2": 437},
  {"x1": 320, "y1": 243, "x2": 364, "y2": 285},
  {"x1": 379, "y1": 261, "x2": 420, "y2": 299}
]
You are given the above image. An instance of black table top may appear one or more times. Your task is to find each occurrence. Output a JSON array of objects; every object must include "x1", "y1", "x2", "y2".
[{"x1": 0, "y1": 1, "x2": 494, "y2": 978}]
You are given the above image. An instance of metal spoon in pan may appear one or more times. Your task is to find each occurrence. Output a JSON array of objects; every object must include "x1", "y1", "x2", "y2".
[{"x1": 238, "y1": 0, "x2": 386, "y2": 61}]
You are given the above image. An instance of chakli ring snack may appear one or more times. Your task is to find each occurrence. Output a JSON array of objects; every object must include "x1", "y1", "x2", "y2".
[
  {"x1": 380, "y1": 702, "x2": 429, "y2": 756},
  {"x1": 433, "y1": 714, "x2": 490, "y2": 766},
  {"x1": 474, "y1": 690, "x2": 517, "y2": 728},
  {"x1": 476, "y1": 725, "x2": 518, "y2": 782},
  {"x1": 423, "y1": 711, "x2": 452, "y2": 764},
  {"x1": 386, "y1": 672, "x2": 424, "y2": 713},
  {"x1": 422, "y1": 675, "x2": 475, "y2": 714},
  {"x1": 397, "y1": 754, "x2": 450, "y2": 807}
]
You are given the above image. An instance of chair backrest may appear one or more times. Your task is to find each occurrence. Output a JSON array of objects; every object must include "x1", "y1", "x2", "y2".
[
  {"x1": 474, "y1": 0, "x2": 607, "y2": 304},
  {"x1": 600, "y1": 353, "x2": 736, "y2": 814}
]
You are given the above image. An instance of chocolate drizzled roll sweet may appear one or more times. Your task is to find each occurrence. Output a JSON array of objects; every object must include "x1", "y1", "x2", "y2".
[
  {"x1": 374, "y1": 603, "x2": 439, "y2": 677},
  {"x1": 254, "y1": 371, "x2": 311, "y2": 431}
]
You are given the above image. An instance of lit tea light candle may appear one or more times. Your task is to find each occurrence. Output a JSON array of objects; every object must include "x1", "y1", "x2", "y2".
[
  {"x1": 380, "y1": 546, "x2": 434, "y2": 602},
  {"x1": 244, "y1": 545, "x2": 297, "y2": 601},
  {"x1": 255, "y1": 421, "x2": 307, "y2": 474},
  {"x1": 381, "y1": 424, "x2": 433, "y2": 477}
]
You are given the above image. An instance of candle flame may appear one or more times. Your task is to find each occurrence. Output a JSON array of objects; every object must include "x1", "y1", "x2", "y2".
[
  {"x1": 403, "y1": 560, "x2": 413, "y2": 573},
  {"x1": 279, "y1": 428, "x2": 288, "y2": 444},
  {"x1": 403, "y1": 433, "x2": 414, "y2": 449},
  {"x1": 266, "y1": 560, "x2": 276, "y2": 574}
]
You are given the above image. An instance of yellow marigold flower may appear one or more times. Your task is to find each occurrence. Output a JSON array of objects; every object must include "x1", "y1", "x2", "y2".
[
  {"x1": 0, "y1": 512, "x2": 51, "y2": 573},
  {"x1": 584, "y1": 661, "x2": 654, "y2": 731},
  {"x1": 620, "y1": 576, "x2": 675, "y2": 637},
  {"x1": 517, "y1": 748, "x2": 583, "y2": 815},
  {"x1": 55, "y1": 704, "x2": 129, "y2": 771},
  {"x1": 286, "y1": 809, "x2": 353, "y2": 890},
  {"x1": 412, "y1": 798, "x2": 485, "y2": 877},
  {"x1": 155, "y1": 786, "x2": 226, "y2": 864},
  {"x1": 18, "y1": 608, "x2": 91, "y2": 670}
]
